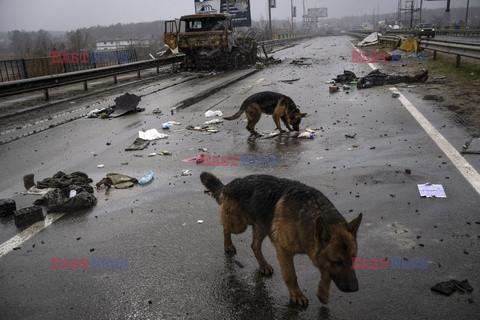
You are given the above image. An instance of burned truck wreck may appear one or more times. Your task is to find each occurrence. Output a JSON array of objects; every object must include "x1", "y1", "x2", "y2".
[{"x1": 164, "y1": 13, "x2": 257, "y2": 70}]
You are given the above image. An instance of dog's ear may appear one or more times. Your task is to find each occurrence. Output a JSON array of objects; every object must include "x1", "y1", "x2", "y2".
[
  {"x1": 314, "y1": 216, "x2": 331, "y2": 245},
  {"x1": 300, "y1": 113, "x2": 307, "y2": 118},
  {"x1": 347, "y1": 213, "x2": 363, "y2": 237}
]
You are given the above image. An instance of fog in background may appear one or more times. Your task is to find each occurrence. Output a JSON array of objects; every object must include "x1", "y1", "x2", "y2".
[{"x1": 0, "y1": 0, "x2": 470, "y2": 32}]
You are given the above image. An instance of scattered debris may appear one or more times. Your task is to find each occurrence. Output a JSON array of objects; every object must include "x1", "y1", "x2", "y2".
[
  {"x1": 345, "y1": 133, "x2": 357, "y2": 139},
  {"x1": 183, "y1": 155, "x2": 204, "y2": 164},
  {"x1": 139, "y1": 129, "x2": 168, "y2": 140},
  {"x1": 197, "y1": 220, "x2": 204, "y2": 224},
  {"x1": 125, "y1": 138, "x2": 150, "y2": 151},
  {"x1": 298, "y1": 131, "x2": 315, "y2": 139},
  {"x1": 205, "y1": 119, "x2": 223, "y2": 125},
  {"x1": 332, "y1": 70, "x2": 357, "y2": 84},
  {"x1": 291, "y1": 58, "x2": 311, "y2": 66},
  {"x1": 181, "y1": 170, "x2": 192, "y2": 176},
  {"x1": 159, "y1": 150, "x2": 172, "y2": 156},
  {"x1": 392, "y1": 92, "x2": 400, "y2": 98},
  {"x1": 14, "y1": 206, "x2": 44, "y2": 228},
  {"x1": 423, "y1": 95, "x2": 445, "y2": 102},
  {"x1": 148, "y1": 153, "x2": 157, "y2": 157},
  {"x1": 431, "y1": 279, "x2": 473, "y2": 296},
  {"x1": 110, "y1": 93, "x2": 144, "y2": 118},
  {"x1": 358, "y1": 32, "x2": 380, "y2": 47},
  {"x1": 0, "y1": 199, "x2": 16, "y2": 217},
  {"x1": 357, "y1": 69, "x2": 428, "y2": 89},
  {"x1": 97, "y1": 164, "x2": 105, "y2": 168},
  {"x1": 329, "y1": 85, "x2": 339, "y2": 93},
  {"x1": 138, "y1": 171, "x2": 154, "y2": 186},
  {"x1": 96, "y1": 173, "x2": 138, "y2": 193},
  {"x1": 162, "y1": 123, "x2": 170, "y2": 130},
  {"x1": 205, "y1": 110, "x2": 223, "y2": 117},
  {"x1": 23, "y1": 174, "x2": 35, "y2": 190},
  {"x1": 280, "y1": 78, "x2": 300, "y2": 84},
  {"x1": 418, "y1": 183, "x2": 446, "y2": 198},
  {"x1": 461, "y1": 138, "x2": 480, "y2": 155},
  {"x1": 342, "y1": 85, "x2": 351, "y2": 90}
]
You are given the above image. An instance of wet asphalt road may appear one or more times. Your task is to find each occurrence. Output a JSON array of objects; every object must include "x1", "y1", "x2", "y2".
[{"x1": 0, "y1": 36, "x2": 479, "y2": 319}]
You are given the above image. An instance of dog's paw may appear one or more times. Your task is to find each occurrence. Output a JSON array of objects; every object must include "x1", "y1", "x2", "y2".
[
  {"x1": 279, "y1": 129, "x2": 287, "y2": 133},
  {"x1": 259, "y1": 264, "x2": 274, "y2": 276},
  {"x1": 224, "y1": 244, "x2": 237, "y2": 255},
  {"x1": 317, "y1": 291, "x2": 329, "y2": 304},
  {"x1": 290, "y1": 293, "x2": 309, "y2": 307}
]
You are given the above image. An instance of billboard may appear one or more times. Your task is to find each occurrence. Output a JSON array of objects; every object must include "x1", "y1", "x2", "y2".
[
  {"x1": 195, "y1": 0, "x2": 221, "y2": 14},
  {"x1": 221, "y1": 0, "x2": 252, "y2": 27},
  {"x1": 194, "y1": 0, "x2": 251, "y2": 27},
  {"x1": 307, "y1": 8, "x2": 328, "y2": 18}
]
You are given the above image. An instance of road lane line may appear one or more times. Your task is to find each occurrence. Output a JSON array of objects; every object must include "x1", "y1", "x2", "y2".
[
  {"x1": 390, "y1": 88, "x2": 480, "y2": 195},
  {"x1": 350, "y1": 41, "x2": 480, "y2": 195},
  {"x1": 0, "y1": 213, "x2": 64, "y2": 258}
]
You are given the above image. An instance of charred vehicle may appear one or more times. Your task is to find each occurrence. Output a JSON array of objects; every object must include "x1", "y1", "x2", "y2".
[{"x1": 164, "y1": 13, "x2": 257, "y2": 70}]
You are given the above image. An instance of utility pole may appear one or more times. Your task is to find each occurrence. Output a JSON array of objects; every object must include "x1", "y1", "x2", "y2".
[
  {"x1": 291, "y1": 0, "x2": 294, "y2": 31},
  {"x1": 465, "y1": 0, "x2": 470, "y2": 28},
  {"x1": 419, "y1": 0, "x2": 423, "y2": 23},
  {"x1": 268, "y1": 0, "x2": 272, "y2": 39}
]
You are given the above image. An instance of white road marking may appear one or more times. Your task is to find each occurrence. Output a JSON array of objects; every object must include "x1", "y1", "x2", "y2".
[
  {"x1": 0, "y1": 213, "x2": 65, "y2": 258},
  {"x1": 350, "y1": 41, "x2": 480, "y2": 195}
]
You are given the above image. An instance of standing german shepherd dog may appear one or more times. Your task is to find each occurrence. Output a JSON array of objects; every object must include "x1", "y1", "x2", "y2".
[
  {"x1": 223, "y1": 91, "x2": 304, "y2": 137},
  {"x1": 200, "y1": 172, "x2": 362, "y2": 306}
]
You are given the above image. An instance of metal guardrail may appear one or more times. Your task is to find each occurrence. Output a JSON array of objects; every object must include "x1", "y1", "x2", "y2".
[
  {"x1": 347, "y1": 31, "x2": 480, "y2": 67},
  {"x1": 0, "y1": 54, "x2": 185, "y2": 99},
  {"x1": 0, "y1": 35, "x2": 319, "y2": 100}
]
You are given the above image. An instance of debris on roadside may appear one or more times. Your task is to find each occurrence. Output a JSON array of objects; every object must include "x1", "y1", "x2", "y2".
[
  {"x1": 0, "y1": 199, "x2": 16, "y2": 217},
  {"x1": 159, "y1": 150, "x2": 172, "y2": 156},
  {"x1": 181, "y1": 170, "x2": 193, "y2": 176},
  {"x1": 96, "y1": 173, "x2": 138, "y2": 194},
  {"x1": 186, "y1": 125, "x2": 219, "y2": 133},
  {"x1": 392, "y1": 92, "x2": 400, "y2": 98},
  {"x1": 461, "y1": 138, "x2": 480, "y2": 155},
  {"x1": 138, "y1": 171, "x2": 154, "y2": 186},
  {"x1": 97, "y1": 164, "x2": 105, "y2": 168},
  {"x1": 205, "y1": 118, "x2": 223, "y2": 125},
  {"x1": 110, "y1": 93, "x2": 144, "y2": 118},
  {"x1": 332, "y1": 70, "x2": 357, "y2": 84},
  {"x1": 205, "y1": 110, "x2": 223, "y2": 118},
  {"x1": 291, "y1": 58, "x2": 312, "y2": 66},
  {"x1": 279, "y1": 78, "x2": 300, "y2": 84},
  {"x1": 183, "y1": 155, "x2": 204, "y2": 164},
  {"x1": 345, "y1": 133, "x2": 357, "y2": 139},
  {"x1": 33, "y1": 172, "x2": 97, "y2": 213},
  {"x1": 23, "y1": 174, "x2": 35, "y2": 190},
  {"x1": 358, "y1": 32, "x2": 379, "y2": 47},
  {"x1": 329, "y1": 85, "x2": 339, "y2": 93},
  {"x1": 14, "y1": 206, "x2": 44, "y2": 228},
  {"x1": 298, "y1": 130, "x2": 315, "y2": 139},
  {"x1": 417, "y1": 183, "x2": 446, "y2": 198},
  {"x1": 125, "y1": 138, "x2": 150, "y2": 151},
  {"x1": 87, "y1": 93, "x2": 144, "y2": 119},
  {"x1": 139, "y1": 129, "x2": 169, "y2": 140},
  {"x1": 431, "y1": 279, "x2": 473, "y2": 296}
]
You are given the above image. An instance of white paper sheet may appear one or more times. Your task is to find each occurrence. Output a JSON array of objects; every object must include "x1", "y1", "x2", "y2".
[{"x1": 417, "y1": 183, "x2": 447, "y2": 198}]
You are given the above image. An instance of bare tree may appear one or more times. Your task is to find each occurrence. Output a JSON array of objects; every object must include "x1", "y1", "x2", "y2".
[
  {"x1": 8, "y1": 30, "x2": 33, "y2": 57},
  {"x1": 66, "y1": 29, "x2": 92, "y2": 51},
  {"x1": 34, "y1": 29, "x2": 53, "y2": 56}
]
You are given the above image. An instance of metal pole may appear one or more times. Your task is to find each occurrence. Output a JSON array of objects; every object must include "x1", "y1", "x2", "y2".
[
  {"x1": 268, "y1": 0, "x2": 272, "y2": 39},
  {"x1": 419, "y1": 0, "x2": 423, "y2": 23},
  {"x1": 465, "y1": 0, "x2": 470, "y2": 28},
  {"x1": 291, "y1": 0, "x2": 294, "y2": 31}
]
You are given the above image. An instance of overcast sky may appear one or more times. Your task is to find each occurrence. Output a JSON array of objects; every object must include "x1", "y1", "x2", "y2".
[{"x1": 0, "y1": 0, "x2": 471, "y2": 32}]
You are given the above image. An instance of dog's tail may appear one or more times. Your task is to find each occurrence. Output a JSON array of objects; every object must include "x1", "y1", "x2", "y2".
[
  {"x1": 200, "y1": 172, "x2": 224, "y2": 204},
  {"x1": 223, "y1": 108, "x2": 244, "y2": 121}
]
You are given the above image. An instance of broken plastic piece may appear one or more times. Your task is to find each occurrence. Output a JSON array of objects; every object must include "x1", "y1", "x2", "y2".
[
  {"x1": 139, "y1": 129, "x2": 168, "y2": 140},
  {"x1": 138, "y1": 171, "x2": 154, "y2": 185},
  {"x1": 205, "y1": 110, "x2": 223, "y2": 117}
]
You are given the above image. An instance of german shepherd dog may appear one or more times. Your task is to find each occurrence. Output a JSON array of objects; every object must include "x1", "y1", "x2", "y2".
[
  {"x1": 200, "y1": 172, "x2": 362, "y2": 306},
  {"x1": 223, "y1": 91, "x2": 304, "y2": 137}
]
